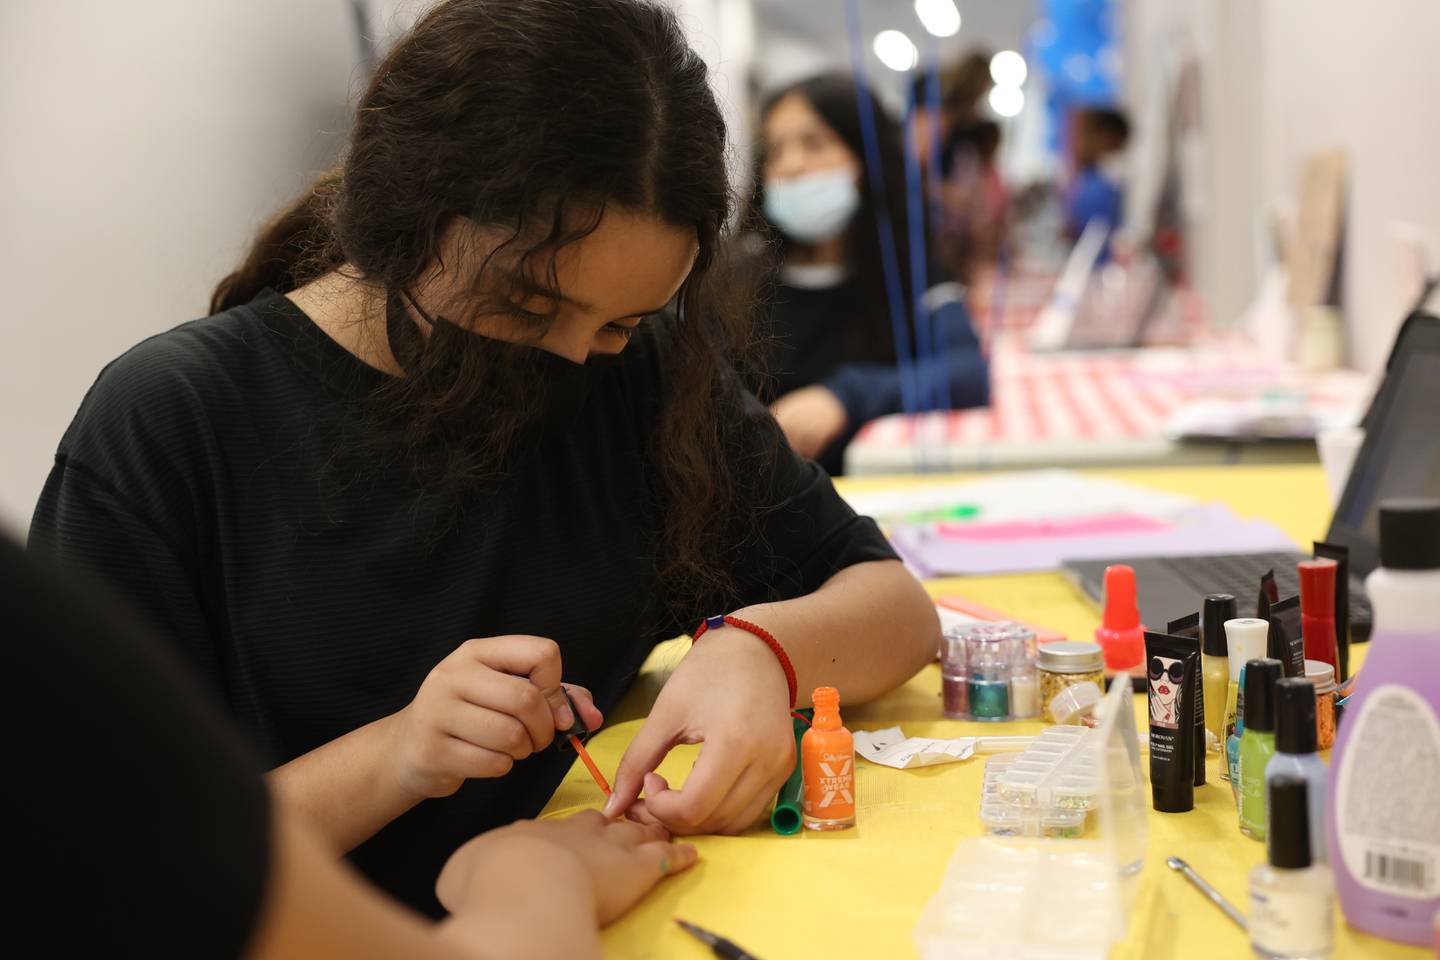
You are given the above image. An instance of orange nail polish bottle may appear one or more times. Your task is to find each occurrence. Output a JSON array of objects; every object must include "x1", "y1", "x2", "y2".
[{"x1": 802, "y1": 686, "x2": 856, "y2": 831}]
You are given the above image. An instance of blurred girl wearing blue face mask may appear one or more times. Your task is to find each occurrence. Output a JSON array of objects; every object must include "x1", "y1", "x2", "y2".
[
  {"x1": 750, "y1": 75, "x2": 989, "y2": 474},
  {"x1": 762, "y1": 168, "x2": 860, "y2": 244}
]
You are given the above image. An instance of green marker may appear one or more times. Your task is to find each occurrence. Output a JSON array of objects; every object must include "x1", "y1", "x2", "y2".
[
  {"x1": 770, "y1": 709, "x2": 812, "y2": 835},
  {"x1": 905, "y1": 503, "x2": 981, "y2": 524}
]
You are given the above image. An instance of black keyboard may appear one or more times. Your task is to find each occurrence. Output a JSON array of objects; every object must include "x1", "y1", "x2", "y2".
[{"x1": 1158, "y1": 551, "x2": 1373, "y2": 624}]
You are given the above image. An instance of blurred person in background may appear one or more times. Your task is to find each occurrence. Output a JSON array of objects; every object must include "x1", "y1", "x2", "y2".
[
  {"x1": 902, "y1": 52, "x2": 990, "y2": 180},
  {"x1": 937, "y1": 117, "x2": 1010, "y2": 280},
  {"x1": 905, "y1": 54, "x2": 1011, "y2": 284},
  {"x1": 927, "y1": 51, "x2": 996, "y2": 168},
  {"x1": 750, "y1": 74, "x2": 990, "y2": 474},
  {"x1": 1063, "y1": 106, "x2": 1131, "y2": 262}
]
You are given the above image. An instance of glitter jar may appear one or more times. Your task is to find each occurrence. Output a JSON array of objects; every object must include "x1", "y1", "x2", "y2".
[
  {"x1": 1008, "y1": 625, "x2": 1040, "y2": 719},
  {"x1": 1302, "y1": 659, "x2": 1337, "y2": 750},
  {"x1": 956, "y1": 622, "x2": 1034, "y2": 721},
  {"x1": 941, "y1": 627, "x2": 968, "y2": 719},
  {"x1": 1038, "y1": 642, "x2": 1106, "y2": 724}
]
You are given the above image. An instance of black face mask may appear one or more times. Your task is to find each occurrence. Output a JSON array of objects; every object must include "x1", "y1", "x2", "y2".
[
  {"x1": 385, "y1": 290, "x2": 623, "y2": 442},
  {"x1": 531, "y1": 345, "x2": 624, "y2": 438}
]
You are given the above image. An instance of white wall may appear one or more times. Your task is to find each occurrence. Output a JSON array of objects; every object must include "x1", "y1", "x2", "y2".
[
  {"x1": 669, "y1": 0, "x2": 757, "y2": 209},
  {"x1": 1257, "y1": 0, "x2": 1440, "y2": 371},
  {"x1": 1125, "y1": 0, "x2": 1440, "y2": 372},
  {"x1": 0, "y1": 1, "x2": 362, "y2": 536}
]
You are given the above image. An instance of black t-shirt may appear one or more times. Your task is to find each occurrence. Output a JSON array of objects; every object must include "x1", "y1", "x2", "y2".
[
  {"x1": 3, "y1": 536, "x2": 270, "y2": 957},
  {"x1": 761, "y1": 270, "x2": 989, "y2": 476},
  {"x1": 764, "y1": 277, "x2": 874, "y2": 402},
  {"x1": 30, "y1": 290, "x2": 895, "y2": 915}
]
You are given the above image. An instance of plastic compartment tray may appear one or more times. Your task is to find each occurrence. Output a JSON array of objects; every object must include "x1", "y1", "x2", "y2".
[{"x1": 978, "y1": 726, "x2": 1097, "y2": 839}]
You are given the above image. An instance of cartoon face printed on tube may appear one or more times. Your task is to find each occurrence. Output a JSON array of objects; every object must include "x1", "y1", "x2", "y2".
[{"x1": 1149, "y1": 655, "x2": 1184, "y2": 727}]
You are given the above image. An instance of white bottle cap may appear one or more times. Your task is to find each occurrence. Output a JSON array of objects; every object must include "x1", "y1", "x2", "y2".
[{"x1": 1224, "y1": 618, "x2": 1270, "y2": 683}]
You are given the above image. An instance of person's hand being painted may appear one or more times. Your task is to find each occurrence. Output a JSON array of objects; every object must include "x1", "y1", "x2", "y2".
[{"x1": 437, "y1": 811, "x2": 698, "y2": 928}]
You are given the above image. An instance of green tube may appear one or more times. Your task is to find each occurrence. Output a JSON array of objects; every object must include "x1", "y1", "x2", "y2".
[{"x1": 770, "y1": 709, "x2": 812, "y2": 835}]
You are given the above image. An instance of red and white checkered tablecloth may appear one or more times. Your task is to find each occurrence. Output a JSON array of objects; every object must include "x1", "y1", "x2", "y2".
[
  {"x1": 861, "y1": 341, "x2": 1196, "y2": 448},
  {"x1": 845, "y1": 335, "x2": 1372, "y2": 473}
]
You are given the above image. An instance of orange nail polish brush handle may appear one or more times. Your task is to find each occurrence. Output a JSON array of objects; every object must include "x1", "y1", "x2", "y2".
[{"x1": 558, "y1": 688, "x2": 611, "y2": 796}]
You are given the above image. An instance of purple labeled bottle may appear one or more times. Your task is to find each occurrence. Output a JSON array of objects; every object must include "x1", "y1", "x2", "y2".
[{"x1": 1328, "y1": 499, "x2": 1440, "y2": 945}]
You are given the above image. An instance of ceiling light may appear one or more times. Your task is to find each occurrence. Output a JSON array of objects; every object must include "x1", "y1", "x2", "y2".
[{"x1": 873, "y1": 30, "x2": 919, "y2": 72}]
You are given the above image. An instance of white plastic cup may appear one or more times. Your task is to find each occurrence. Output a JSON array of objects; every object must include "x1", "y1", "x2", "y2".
[{"x1": 1316, "y1": 426, "x2": 1364, "y2": 506}]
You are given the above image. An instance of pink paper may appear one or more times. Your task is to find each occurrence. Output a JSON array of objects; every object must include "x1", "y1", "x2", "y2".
[
  {"x1": 935, "y1": 513, "x2": 1171, "y2": 542},
  {"x1": 891, "y1": 502, "x2": 1299, "y2": 577}
]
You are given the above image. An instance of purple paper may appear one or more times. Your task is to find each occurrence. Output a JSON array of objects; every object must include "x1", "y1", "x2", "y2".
[{"x1": 890, "y1": 503, "x2": 1298, "y2": 577}]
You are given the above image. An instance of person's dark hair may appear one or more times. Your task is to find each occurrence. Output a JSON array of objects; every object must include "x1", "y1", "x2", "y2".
[
  {"x1": 1081, "y1": 107, "x2": 1132, "y2": 150},
  {"x1": 905, "y1": 52, "x2": 993, "y2": 118},
  {"x1": 749, "y1": 74, "x2": 916, "y2": 368},
  {"x1": 906, "y1": 71, "x2": 931, "y2": 112},
  {"x1": 945, "y1": 51, "x2": 994, "y2": 122},
  {"x1": 969, "y1": 120, "x2": 1001, "y2": 163},
  {"x1": 211, "y1": 0, "x2": 765, "y2": 616}
]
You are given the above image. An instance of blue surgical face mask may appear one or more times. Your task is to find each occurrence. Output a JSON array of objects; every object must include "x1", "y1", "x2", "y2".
[{"x1": 763, "y1": 169, "x2": 861, "y2": 244}]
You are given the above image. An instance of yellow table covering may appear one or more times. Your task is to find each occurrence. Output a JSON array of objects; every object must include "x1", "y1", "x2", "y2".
[{"x1": 542, "y1": 465, "x2": 1427, "y2": 958}]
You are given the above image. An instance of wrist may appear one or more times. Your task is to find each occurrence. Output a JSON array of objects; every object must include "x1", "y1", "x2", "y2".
[
  {"x1": 439, "y1": 842, "x2": 598, "y2": 958},
  {"x1": 691, "y1": 615, "x2": 796, "y2": 708},
  {"x1": 375, "y1": 708, "x2": 440, "y2": 805}
]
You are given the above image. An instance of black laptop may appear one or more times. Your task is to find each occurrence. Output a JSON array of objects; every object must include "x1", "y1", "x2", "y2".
[{"x1": 1064, "y1": 312, "x2": 1440, "y2": 641}]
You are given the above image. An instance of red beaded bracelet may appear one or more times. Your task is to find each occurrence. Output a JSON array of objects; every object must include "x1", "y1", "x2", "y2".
[{"x1": 692, "y1": 614, "x2": 799, "y2": 709}]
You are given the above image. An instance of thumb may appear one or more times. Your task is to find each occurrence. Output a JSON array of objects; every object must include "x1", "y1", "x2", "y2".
[
  {"x1": 561, "y1": 684, "x2": 604, "y2": 732},
  {"x1": 604, "y1": 714, "x2": 679, "y2": 819},
  {"x1": 540, "y1": 683, "x2": 576, "y2": 733}
]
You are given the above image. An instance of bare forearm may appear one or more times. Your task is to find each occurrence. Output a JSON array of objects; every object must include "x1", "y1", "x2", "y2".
[
  {"x1": 440, "y1": 911, "x2": 598, "y2": 960},
  {"x1": 438, "y1": 859, "x2": 601, "y2": 960},
  {"x1": 267, "y1": 714, "x2": 420, "y2": 853},
  {"x1": 249, "y1": 808, "x2": 601, "y2": 960},
  {"x1": 731, "y1": 559, "x2": 938, "y2": 705}
]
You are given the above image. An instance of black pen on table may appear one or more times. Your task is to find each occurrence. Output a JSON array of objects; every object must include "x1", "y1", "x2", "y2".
[{"x1": 674, "y1": 918, "x2": 763, "y2": 960}]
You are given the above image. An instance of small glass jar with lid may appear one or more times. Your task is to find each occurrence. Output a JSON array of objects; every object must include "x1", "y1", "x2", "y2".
[
  {"x1": 1301, "y1": 659, "x2": 1337, "y2": 749},
  {"x1": 1007, "y1": 624, "x2": 1040, "y2": 718},
  {"x1": 941, "y1": 622, "x2": 1037, "y2": 721},
  {"x1": 1038, "y1": 641, "x2": 1106, "y2": 725},
  {"x1": 940, "y1": 626, "x2": 969, "y2": 718}
]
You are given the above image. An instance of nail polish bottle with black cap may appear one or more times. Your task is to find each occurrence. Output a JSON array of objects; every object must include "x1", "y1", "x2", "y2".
[
  {"x1": 1250, "y1": 773, "x2": 1334, "y2": 958},
  {"x1": 1264, "y1": 678, "x2": 1327, "y2": 863}
]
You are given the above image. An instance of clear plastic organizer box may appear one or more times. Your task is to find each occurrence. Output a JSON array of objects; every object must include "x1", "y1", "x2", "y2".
[{"x1": 979, "y1": 725, "x2": 1099, "y2": 839}]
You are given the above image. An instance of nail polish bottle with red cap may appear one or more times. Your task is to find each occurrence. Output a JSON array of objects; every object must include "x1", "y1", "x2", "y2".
[{"x1": 1095, "y1": 564, "x2": 1146, "y2": 674}]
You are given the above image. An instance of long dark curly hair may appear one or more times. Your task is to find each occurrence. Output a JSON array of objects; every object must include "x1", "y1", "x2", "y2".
[{"x1": 211, "y1": 0, "x2": 769, "y2": 616}]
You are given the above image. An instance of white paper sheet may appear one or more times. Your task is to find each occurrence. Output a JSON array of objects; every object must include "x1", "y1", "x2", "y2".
[{"x1": 854, "y1": 726, "x2": 978, "y2": 769}]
